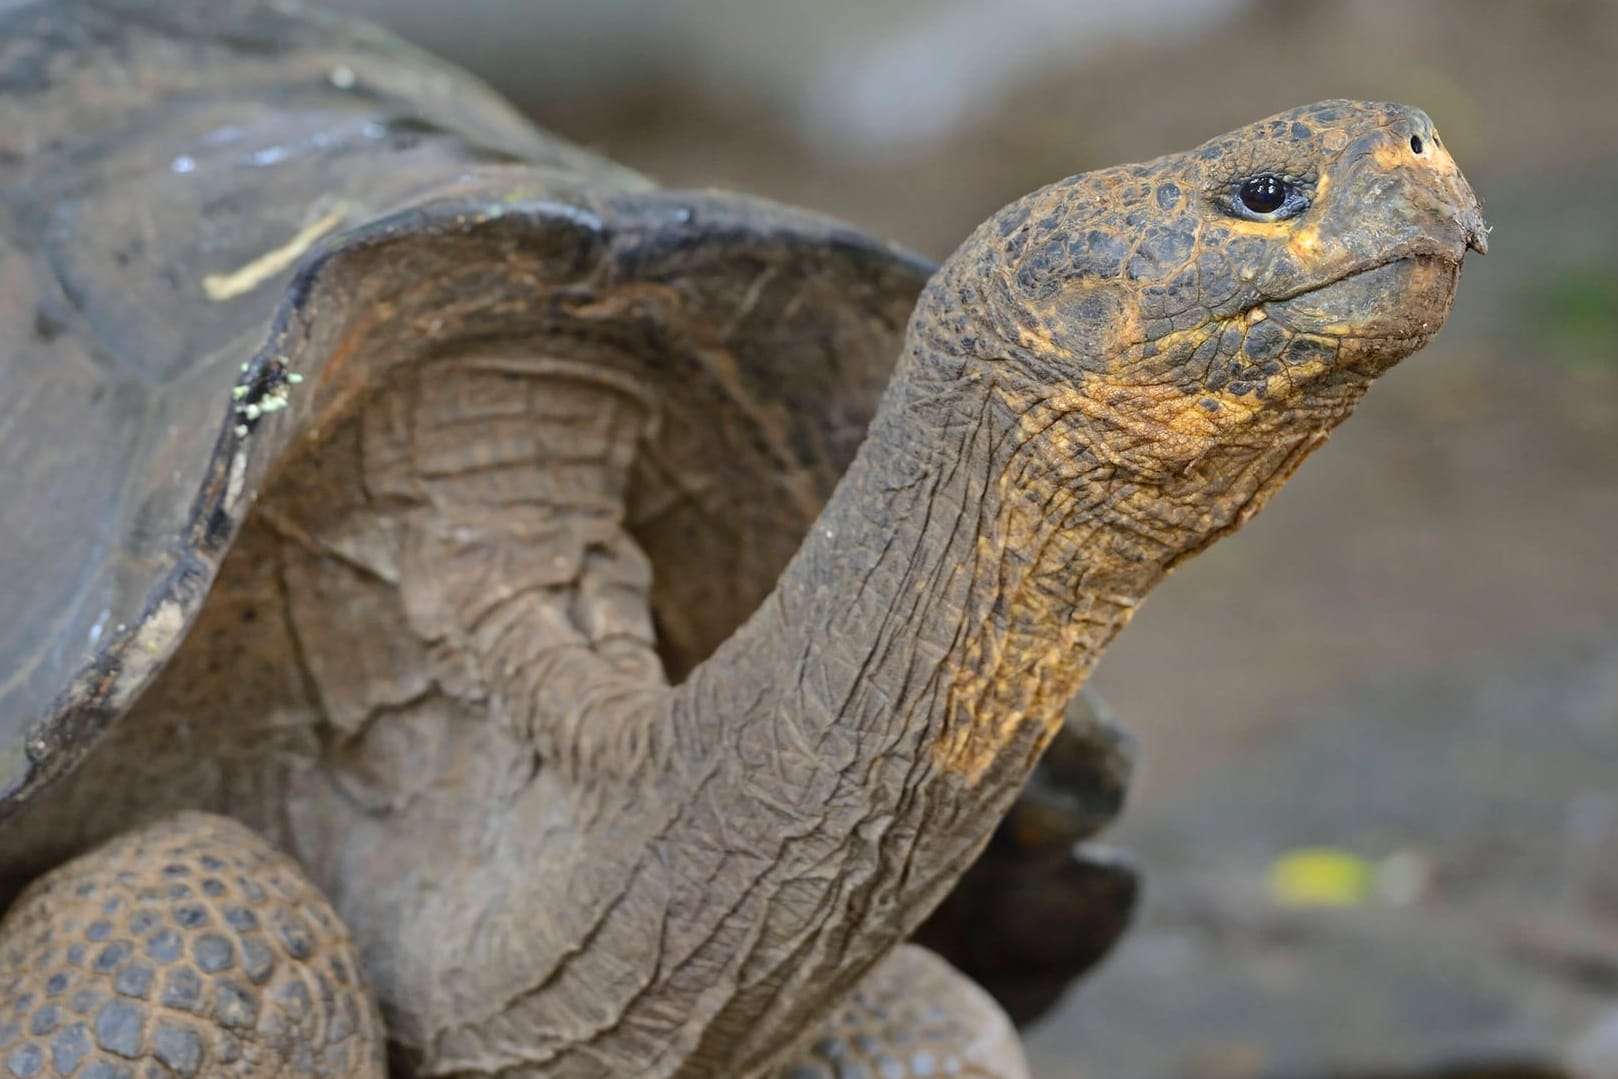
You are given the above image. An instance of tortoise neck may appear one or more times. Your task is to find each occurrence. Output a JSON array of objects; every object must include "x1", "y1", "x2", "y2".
[
  {"x1": 655, "y1": 327, "x2": 1327, "y2": 1071},
  {"x1": 700, "y1": 359, "x2": 1161, "y2": 803},
  {"x1": 659, "y1": 346, "x2": 1177, "y2": 1071}
]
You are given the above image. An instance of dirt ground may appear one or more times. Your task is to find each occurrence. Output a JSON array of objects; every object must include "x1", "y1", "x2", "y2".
[{"x1": 352, "y1": 1, "x2": 1618, "y2": 1073}]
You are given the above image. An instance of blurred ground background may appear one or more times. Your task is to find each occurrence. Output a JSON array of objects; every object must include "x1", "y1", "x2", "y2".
[{"x1": 326, "y1": 2, "x2": 1618, "y2": 1075}]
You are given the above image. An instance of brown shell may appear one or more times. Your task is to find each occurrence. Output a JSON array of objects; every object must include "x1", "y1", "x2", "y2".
[{"x1": 0, "y1": 0, "x2": 932, "y2": 811}]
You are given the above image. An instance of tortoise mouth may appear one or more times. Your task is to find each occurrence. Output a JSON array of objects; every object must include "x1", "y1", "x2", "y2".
[{"x1": 1265, "y1": 255, "x2": 1460, "y2": 344}]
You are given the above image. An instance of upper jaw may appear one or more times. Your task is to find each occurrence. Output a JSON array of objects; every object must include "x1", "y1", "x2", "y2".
[{"x1": 1443, "y1": 161, "x2": 1490, "y2": 255}]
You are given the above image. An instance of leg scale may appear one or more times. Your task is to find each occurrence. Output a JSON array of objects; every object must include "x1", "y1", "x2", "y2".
[
  {"x1": 0, "y1": 812, "x2": 385, "y2": 1078},
  {"x1": 776, "y1": 945, "x2": 1029, "y2": 1079}
]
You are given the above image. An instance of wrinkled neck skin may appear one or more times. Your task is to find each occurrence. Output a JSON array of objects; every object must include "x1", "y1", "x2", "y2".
[{"x1": 659, "y1": 271, "x2": 1367, "y2": 1072}]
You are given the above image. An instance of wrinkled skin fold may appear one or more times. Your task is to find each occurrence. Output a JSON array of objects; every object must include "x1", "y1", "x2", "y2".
[{"x1": 0, "y1": 97, "x2": 1484, "y2": 1079}]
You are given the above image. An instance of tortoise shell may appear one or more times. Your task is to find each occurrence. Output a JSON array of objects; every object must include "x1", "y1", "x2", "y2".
[{"x1": 0, "y1": 0, "x2": 934, "y2": 809}]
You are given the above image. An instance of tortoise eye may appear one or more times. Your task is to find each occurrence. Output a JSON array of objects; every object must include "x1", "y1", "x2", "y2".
[
  {"x1": 1229, "y1": 173, "x2": 1309, "y2": 221},
  {"x1": 1238, "y1": 175, "x2": 1289, "y2": 215}
]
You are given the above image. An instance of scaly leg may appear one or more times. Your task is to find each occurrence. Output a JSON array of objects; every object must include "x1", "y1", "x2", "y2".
[
  {"x1": 774, "y1": 946, "x2": 1028, "y2": 1079},
  {"x1": 0, "y1": 813, "x2": 384, "y2": 1078}
]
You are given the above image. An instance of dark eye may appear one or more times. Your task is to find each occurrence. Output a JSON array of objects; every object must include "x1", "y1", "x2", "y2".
[
  {"x1": 1410, "y1": 134, "x2": 1424, "y2": 154},
  {"x1": 1239, "y1": 175, "x2": 1289, "y2": 215},
  {"x1": 1228, "y1": 173, "x2": 1310, "y2": 221}
]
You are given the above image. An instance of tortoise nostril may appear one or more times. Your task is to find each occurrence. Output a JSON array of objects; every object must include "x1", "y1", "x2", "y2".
[{"x1": 1410, "y1": 134, "x2": 1425, "y2": 154}]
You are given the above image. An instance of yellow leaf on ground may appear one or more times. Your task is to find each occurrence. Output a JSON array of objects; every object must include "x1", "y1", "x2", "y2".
[{"x1": 1267, "y1": 847, "x2": 1374, "y2": 907}]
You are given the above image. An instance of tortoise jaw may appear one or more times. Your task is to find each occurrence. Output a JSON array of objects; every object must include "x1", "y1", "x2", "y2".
[{"x1": 1264, "y1": 254, "x2": 1461, "y2": 352}]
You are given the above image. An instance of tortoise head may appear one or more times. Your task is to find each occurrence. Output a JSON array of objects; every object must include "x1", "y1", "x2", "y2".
[{"x1": 917, "y1": 99, "x2": 1487, "y2": 486}]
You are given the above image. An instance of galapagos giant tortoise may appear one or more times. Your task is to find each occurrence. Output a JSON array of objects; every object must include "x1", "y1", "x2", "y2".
[{"x1": 0, "y1": 1, "x2": 1486, "y2": 1076}]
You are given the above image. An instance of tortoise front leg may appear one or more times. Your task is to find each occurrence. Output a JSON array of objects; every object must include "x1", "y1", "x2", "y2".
[
  {"x1": 775, "y1": 946, "x2": 1028, "y2": 1079},
  {"x1": 0, "y1": 813, "x2": 384, "y2": 1078}
]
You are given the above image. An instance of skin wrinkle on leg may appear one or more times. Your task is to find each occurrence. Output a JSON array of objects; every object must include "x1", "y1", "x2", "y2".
[{"x1": 381, "y1": 356, "x2": 669, "y2": 770}]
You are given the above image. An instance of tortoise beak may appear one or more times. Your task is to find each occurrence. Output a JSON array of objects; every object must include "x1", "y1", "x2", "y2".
[
  {"x1": 1430, "y1": 135, "x2": 1489, "y2": 256},
  {"x1": 1464, "y1": 203, "x2": 1490, "y2": 256},
  {"x1": 1437, "y1": 163, "x2": 1488, "y2": 257}
]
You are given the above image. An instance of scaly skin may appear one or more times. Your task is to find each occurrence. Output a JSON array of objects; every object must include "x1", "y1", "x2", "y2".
[
  {"x1": 0, "y1": 815, "x2": 385, "y2": 1078},
  {"x1": 0, "y1": 101, "x2": 1485, "y2": 1078}
]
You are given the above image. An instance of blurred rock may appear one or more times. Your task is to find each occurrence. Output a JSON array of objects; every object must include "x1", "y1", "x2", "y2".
[
  {"x1": 1569, "y1": 1008, "x2": 1618, "y2": 1079},
  {"x1": 1024, "y1": 634, "x2": 1618, "y2": 1078}
]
